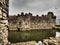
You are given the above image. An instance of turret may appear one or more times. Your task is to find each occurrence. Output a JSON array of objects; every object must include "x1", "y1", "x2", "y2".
[
  {"x1": 21, "y1": 12, "x2": 24, "y2": 15},
  {"x1": 28, "y1": 12, "x2": 32, "y2": 16},
  {"x1": 47, "y1": 12, "x2": 56, "y2": 19}
]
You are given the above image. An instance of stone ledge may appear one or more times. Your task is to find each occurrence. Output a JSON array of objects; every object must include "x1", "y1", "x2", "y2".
[{"x1": 9, "y1": 41, "x2": 38, "y2": 45}]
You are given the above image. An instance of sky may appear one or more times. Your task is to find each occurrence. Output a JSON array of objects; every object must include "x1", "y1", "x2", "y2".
[{"x1": 9, "y1": 0, "x2": 60, "y2": 19}]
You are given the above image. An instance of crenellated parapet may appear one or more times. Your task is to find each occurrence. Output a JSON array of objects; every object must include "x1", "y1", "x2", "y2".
[{"x1": 8, "y1": 12, "x2": 56, "y2": 31}]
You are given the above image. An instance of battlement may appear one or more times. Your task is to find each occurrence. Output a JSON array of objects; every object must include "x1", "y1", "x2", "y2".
[
  {"x1": 9, "y1": 12, "x2": 56, "y2": 23},
  {"x1": 8, "y1": 12, "x2": 56, "y2": 31}
]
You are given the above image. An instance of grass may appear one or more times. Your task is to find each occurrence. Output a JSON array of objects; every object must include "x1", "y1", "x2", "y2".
[{"x1": 8, "y1": 29, "x2": 59, "y2": 43}]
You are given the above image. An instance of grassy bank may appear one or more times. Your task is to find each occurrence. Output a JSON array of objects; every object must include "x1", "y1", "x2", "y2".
[{"x1": 8, "y1": 29, "x2": 59, "y2": 43}]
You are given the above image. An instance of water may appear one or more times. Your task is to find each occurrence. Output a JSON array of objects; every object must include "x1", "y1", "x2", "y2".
[
  {"x1": 56, "y1": 19, "x2": 60, "y2": 25},
  {"x1": 56, "y1": 32, "x2": 60, "y2": 37}
]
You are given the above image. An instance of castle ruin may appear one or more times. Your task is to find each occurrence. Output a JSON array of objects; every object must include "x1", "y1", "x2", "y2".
[
  {"x1": 0, "y1": 0, "x2": 57, "y2": 45},
  {"x1": 0, "y1": 0, "x2": 9, "y2": 45},
  {"x1": 8, "y1": 12, "x2": 56, "y2": 31}
]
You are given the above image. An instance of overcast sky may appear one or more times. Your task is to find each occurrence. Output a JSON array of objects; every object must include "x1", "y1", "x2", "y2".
[{"x1": 9, "y1": 0, "x2": 60, "y2": 19}]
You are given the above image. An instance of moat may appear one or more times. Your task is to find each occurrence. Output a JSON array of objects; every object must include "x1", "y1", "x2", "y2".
[{"x1": 8, "y1": 29, "x2": 60, "y2": 43}]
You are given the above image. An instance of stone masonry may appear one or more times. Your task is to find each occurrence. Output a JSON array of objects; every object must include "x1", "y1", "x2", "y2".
[
  {"x1": 43, "y1": 32, "x2": 60, "y2": 45},
  {"x1": 0, "y1": 0, "x2": 9, "y2": 45},
  {"x1": 9, "y1": 12, "x2": 56, "y2": 31},
  {"x1": 10, "y1": 41, "x2": 38, "y2": 45}
]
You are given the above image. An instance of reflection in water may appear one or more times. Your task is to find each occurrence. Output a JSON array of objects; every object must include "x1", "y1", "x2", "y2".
[
  {"x1": 56, "y1": 19, "x2": 60, "y2": 25},
  {"x1": 56, "y1": 32, "x2": 60, "y2": 37}
]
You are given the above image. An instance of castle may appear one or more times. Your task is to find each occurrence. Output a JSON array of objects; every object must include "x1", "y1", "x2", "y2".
[
  {"x1": 8, "y1": 12, "x2": 56, "y2": 31},
  {"x1": 0, "y1": 0, "x2": 58, "y2": 45}
]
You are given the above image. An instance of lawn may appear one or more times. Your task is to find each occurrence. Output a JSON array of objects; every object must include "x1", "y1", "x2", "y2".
[{"x1": 8, "y1": 29, "x2": 58, "y2": 43}]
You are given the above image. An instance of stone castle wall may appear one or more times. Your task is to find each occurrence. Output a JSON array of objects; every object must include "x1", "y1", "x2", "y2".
[
  {"x1": 43, "y1": 37, "x2": 60, "y2": 45},
  {"x1": 0, "y1": 0, "x2": 9, "y2": 45},
  {"x1": 10, "y1": 41, "x2": 38, "y2": 45},
  {"x1": 8, "y1": 12, "x2": 56, "y2": 31}
]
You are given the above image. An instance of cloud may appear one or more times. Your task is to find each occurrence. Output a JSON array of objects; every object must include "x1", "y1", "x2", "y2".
[{"x1": 9, "y1": 0, "x2": 60, "y2": 19}]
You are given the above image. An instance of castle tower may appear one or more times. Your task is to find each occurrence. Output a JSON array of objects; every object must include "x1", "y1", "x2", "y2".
[
  {"x1": 47, "y1": 12, "x2": 56, "y2": 27},
  {"x1": 0, "y1": 0, "x2": 9, "y2": 45}
]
